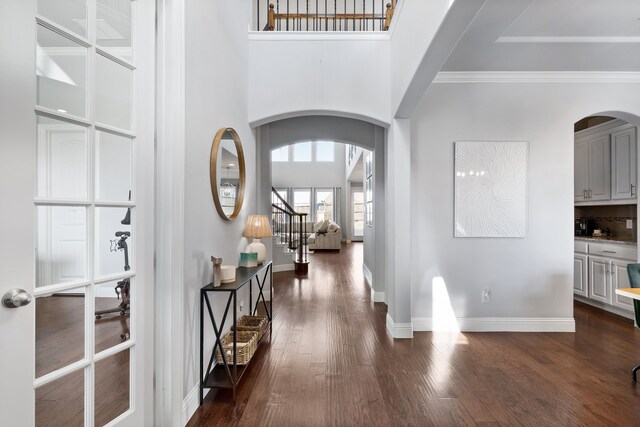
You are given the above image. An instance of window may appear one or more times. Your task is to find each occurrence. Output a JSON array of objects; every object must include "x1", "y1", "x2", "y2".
[
  {"x1": 316, "y1": 141, "x2": 334, "y2": 161},
  {"x1": 293, "y1": 189, "x2": 311, "y2": 214},
  {"x1": 365, "y1": 151, "x2": 373, "y2": 226},
  {"x1": 272, "y1": 146, "x2": 288, "y2": 161},
  {"x1": 353, "y1": 191, "x2": 364, "y2": 237},
  {"x1": 316, "y1": 189, "x2": 334, "y2": 221},
  {"x1": 293, "y1": 142, "x2": 312, "y2": 161}
]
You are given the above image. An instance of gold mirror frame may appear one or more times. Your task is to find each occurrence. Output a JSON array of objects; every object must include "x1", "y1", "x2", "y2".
[{"x1": 210, "y1": 127, "x2": 245, "y2": 221}]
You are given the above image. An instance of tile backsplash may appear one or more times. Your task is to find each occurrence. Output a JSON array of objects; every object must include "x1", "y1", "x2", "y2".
[{"x1": 575, "y1": 204, "x2": 637, "y2": 241}]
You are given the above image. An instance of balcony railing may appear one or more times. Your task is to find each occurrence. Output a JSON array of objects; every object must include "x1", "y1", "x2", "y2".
[{"x1": 256, "y1": 0, "x2": 398, "y2": 32}]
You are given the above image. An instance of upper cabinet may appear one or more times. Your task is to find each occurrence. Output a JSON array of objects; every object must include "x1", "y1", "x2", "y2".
[
  {"x1": 611, "y1": 125, "x2": 637, "y2": 200},
  {"x1": 575, "y1": 120, "x2": 637, "y2": 205}
]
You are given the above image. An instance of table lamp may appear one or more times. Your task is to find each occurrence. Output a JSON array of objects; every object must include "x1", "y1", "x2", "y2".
[{"x1": 243, "y1": 215, "x2": 273, "y2": 264}]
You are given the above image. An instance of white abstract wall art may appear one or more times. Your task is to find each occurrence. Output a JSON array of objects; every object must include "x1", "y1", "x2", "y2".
[{"x1": 454, "y1": 141, "x2": 528, "y2": 238}]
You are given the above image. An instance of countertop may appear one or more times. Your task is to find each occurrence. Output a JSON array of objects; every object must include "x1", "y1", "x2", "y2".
[{"x1": 575, "y1": 236, "x2": 637, "y2": 246}]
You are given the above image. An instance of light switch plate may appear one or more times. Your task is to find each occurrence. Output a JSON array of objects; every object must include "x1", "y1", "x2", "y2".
[{"x1": 627, "y1": 219, "x2": 633, "y2": 229}]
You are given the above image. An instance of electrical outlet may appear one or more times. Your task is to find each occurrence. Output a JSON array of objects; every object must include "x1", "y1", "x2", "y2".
[
  {"x1": 239, "y1": 300, "x2": 244, "y2": 312},
  {"x1": 627, "y1": 219, "x2": 633, "y2": 229},
  {"x1": 482, "y1": 288, "x2": 491, "y2": 303}
]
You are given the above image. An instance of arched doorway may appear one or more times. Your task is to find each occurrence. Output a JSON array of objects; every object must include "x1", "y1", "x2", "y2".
[
  {"x1": 573, "y1": 111, "x2": 640, "y2": 325},
  {"x1": 255, "y1": 115, "x2": 387, "y2": 303}
]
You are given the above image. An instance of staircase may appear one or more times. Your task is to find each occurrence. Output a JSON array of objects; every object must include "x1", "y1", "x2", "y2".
[{"x1": 272, "y1": 187, "x2": 310, "y2": 274}]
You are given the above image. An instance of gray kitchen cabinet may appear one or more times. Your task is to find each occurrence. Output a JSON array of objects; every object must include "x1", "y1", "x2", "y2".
[{"x1": 611, "y1": 125, "x2": 637, "y2": 200}]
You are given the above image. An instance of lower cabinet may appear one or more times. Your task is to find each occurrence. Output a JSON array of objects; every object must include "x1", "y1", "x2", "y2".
[
  {"x1": 611, "y1": 259, "x2": 636, "y2": 311},
  {"x1": 575, "y1": 241, "x2": 637, "y2": 318},
  {"x1": 573, "y1": 253, "x2": 588, "y2": 297},
  {"x1": 588, "y1": 255, "x2": 612, "y2": 304}
]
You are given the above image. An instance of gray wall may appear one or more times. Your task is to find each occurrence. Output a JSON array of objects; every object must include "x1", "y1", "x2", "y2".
[
  {"x1": 409, "y1": 80, "x2": 640, "y2": 324},
  {"x1": 183, "y1": 0, "x2": 256, "y2": 399}
]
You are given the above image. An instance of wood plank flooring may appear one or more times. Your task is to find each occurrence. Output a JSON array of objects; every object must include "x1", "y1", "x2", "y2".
[
  {"x1": 188, "y1": 242, "x2": 640, "y2": 426},
  {"x1": 35, "y1": 295, "x2": 130, "y2": 426}
]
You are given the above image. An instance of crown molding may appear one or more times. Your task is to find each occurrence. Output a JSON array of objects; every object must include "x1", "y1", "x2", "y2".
[{"x1": 433, "y1": 71, "x2": 640, "y2": 84}]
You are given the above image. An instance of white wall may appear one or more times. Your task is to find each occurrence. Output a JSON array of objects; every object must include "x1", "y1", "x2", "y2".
[
  {"x1": 390, "y1": 0, "x2": 451, "y2": 115},
  {"x1": 410, "y1": 79, "x2": 640, "y2": 328},
  {"x1": 248, "y1": 37, "x2": 390, "y2": 127},
  {"x1": 183, "y1": 0, "x2": 257, "y2": 407}
]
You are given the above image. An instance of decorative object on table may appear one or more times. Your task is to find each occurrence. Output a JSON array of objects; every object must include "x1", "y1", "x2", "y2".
[
  {"x1": 215, "y1": 330, "x2": 259, "y2": 365},
  {"x1": 210, "y1": 127, "x2": 245, "y2": 221},
  {"x1": 239, "y1": 251, "x2": 258, "y2": 268},
  {"x1": 243, "y1": 214, "x2": 273, "y2": 264},
  {"x1": 220, "y1": 265, "x2": 236, "y2": 283},
  {"x1": 233, "y1": 315, "x2": 269, "y2": 340},
  {"x1": 454, "y1": 141, "x2": 528, "y2": 238},
  {"x1": 211, "y1": 256, "x2": 223, "y2": 287}
]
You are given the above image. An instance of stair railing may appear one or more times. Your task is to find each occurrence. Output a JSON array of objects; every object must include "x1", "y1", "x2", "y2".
[
  {"x1": 271, "y1": 187, "x2": 309, "y2": 270},
  {"x1": 258, "y1": 0, "x2": 397, "y2": 32}
]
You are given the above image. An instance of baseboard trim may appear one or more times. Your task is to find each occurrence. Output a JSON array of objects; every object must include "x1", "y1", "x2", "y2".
[
  {"x1": 412, "y1": 317, "x2": 576, "y2": 332},
  {"x1": 371, "y1": 289, "x2": 386, "y2": 303},
  {"x1": 182, "y1": 384, "x2": 208, "y2": 425},
  {"x1": 273, "y1": 264, "x2": 294, "y2": 273},
  {"x1": 386, "y1": 313, "x2": 413, "y2": 338},
  {"x1": 363, "y1": 264, "x2": 373, "y2": 287}
]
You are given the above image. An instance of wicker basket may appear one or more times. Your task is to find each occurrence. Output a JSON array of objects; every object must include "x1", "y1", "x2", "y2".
[
  {"x1": 234, "y1": 315, "x2": 269, "y2": 340},
  {"x1": 215, "y1": 331, "x2": 258, "y2": 365}
]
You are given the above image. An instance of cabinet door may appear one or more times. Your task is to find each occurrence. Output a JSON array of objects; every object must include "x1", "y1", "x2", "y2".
[
  {"x1": 589, "y1": 256, "x2": 611, "y2": 304},
  {"x1": 574, "y1": 141, "x2": 589, "y2": 202},
  {"x1": 588, "y1": 134, "x2": 611, "y2": 201},
  {"x1": 611, "y1": 126, "x2": 637, "y2": 200},
  {"x1": 574, "y1": 253, "x2": 588, "y2": 297},
  {"x1": 611, "y1": 259, "x2": 635, "y2": 311}
]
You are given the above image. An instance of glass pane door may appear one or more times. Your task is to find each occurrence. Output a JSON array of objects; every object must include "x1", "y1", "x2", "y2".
[
  {"x1": 353, "y1": 191, "x2": 364, "y2": 237},
  {"x1": 34, "y1": 1, "x2": 136, "y2": 425}
]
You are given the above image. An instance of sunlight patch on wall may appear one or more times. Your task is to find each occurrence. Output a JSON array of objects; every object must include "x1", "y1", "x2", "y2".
[{"x1": 432, "y1": 276, "x2": 460, "y2": 332}]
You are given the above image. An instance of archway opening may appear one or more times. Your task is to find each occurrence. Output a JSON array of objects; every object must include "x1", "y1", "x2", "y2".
[{"x1": 572, "y1": 111, "x2": 640, "y2": 324}]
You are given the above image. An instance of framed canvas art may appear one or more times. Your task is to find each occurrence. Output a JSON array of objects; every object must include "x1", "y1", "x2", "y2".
[{"x1": 454, "y1": 141, "x2": 528, "y2": 238}]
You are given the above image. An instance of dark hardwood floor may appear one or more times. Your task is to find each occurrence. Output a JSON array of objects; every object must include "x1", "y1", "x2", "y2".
[
  {"x1": 35, "y1": 294, "x2": 130, "y2": 427},
  {"x1": 188, "y1": 242, "x2": 640, "y2": 426}
]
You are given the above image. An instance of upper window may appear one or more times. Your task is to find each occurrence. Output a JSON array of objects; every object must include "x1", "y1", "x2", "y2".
[
  {"x1": 293, "y1": 142, "x2": 312, "y2": 161},
  {"x1": 316, "y1": 141, "x2": 334, "y2": 161},
  {"x1": 272, "y1": 146, "x2": 288, "y2": 161}
]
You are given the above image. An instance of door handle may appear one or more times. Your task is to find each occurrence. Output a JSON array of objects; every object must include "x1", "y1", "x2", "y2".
[
  {"x1": 632, "y1": 184, "x2": 635, "y2": 197},
  {"x1": 583, "y1": 189, "x2": 587, "y2": 199},
  {"x1": 588, "y1": 189, "x2": 592, "y2": 199},
  {"x1": 2, "y1": 288, "x2": 32, "y2": 308}
]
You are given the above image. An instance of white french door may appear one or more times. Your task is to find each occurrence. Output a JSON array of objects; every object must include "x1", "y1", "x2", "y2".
[{"x1": 0, "y1": 1, "x2": 154, "y2": 426}]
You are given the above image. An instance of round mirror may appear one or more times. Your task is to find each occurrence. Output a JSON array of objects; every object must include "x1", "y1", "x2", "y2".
[{"x1": 210, "y1": 128, "x2": 245, "y2": 221}]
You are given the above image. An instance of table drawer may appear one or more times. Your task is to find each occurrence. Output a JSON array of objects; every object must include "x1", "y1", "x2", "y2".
[{"x1": 588, "y1": 243, "x2": 637, "y2": 260}]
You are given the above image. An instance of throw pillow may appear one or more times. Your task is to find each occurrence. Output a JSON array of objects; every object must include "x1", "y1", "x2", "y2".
[
  {"x1": 313, "y1": 220, "x2": 324, "y2": 232},
  {"x1": 317, "y1": 220, "x2": 330, "y2": 233},
  {"x1": 327, "y1": 221, "x2": 339, "y2": 233}
]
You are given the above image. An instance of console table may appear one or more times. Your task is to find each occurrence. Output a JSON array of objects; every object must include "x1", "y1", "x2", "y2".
[{"x1": 199, "y1": 261, "x2": 272, "y2": 404}]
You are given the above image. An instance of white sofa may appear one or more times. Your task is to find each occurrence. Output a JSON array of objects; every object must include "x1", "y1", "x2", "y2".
[{"x1": 308, "y1": 220, "x2": 341, "y2": 251}]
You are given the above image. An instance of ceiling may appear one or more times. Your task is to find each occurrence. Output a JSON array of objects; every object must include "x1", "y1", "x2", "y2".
[{"x1": 442, "y1": 0, "x2": 640, "y2": 72}]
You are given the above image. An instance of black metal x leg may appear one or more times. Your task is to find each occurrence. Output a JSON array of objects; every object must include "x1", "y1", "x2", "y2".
[
  {"x1": 252, "y1": 266, "x2": 271, "y2": 321},
  {"x1": 204, "y1": 292, "x2": 234, "y2": 382}
]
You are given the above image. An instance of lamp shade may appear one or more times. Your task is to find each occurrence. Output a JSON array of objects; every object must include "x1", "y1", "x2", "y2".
[{"x1": 243, "y1": 215, "x2": 273, "y2": 239}]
